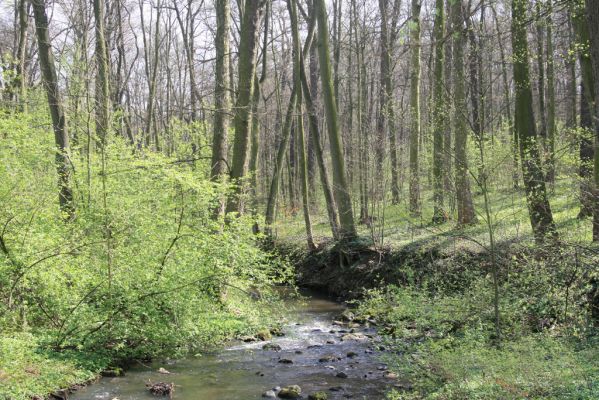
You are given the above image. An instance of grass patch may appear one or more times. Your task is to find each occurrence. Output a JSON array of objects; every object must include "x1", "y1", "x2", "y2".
[
  {"x1": 358, "y1": 285, "x2": 599, "y2": 399},
  {"x1": 0, "y1": 334, "x2": 102, "y2": 400}
]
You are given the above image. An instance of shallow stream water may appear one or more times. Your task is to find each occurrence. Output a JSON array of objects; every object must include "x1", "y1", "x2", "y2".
[{"x1": 71, "y1": 290, "x2": 395, "y2": 400}]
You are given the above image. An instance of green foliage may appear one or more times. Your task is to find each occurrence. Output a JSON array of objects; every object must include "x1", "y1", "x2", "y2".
[
  {"x1": 384, "y1": 334, "x2": 598, "y2": 399},
  {"x1": 0, "y1": 333, "x2": 99, "y2": 400},
  {"x1": 360, "y1": 277, "x2": 598, "y2": 400},
  {"x1": 0, "y1": 109, "x2": 290, "y2": 398}
]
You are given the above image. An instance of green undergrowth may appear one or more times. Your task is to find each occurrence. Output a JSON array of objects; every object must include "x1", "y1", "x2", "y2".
[
  {"x1": 0, "y1": 334, "x2": 102, "y2": 400},
  {"x1": 0, "y1": 109, "x2": 291, "y2": 399},
  {"x1": 356, "y1": 264, "x2": 599, "y2": 399}
]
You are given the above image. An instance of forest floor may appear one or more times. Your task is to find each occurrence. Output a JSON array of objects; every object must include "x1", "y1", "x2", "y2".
[
  {"x1": 273, "y1": 176, "x2": 593, "y2": 251},
  {"x1": 272, "y1": 179, "x2": 599, "y2": 399}
]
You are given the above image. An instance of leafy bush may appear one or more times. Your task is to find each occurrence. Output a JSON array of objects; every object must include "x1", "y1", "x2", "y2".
[{"x1": 0, "y1": 110, "x2": 289, "y2": 369}]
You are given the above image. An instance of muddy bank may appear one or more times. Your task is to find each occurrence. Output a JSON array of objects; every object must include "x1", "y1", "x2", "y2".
[{"x1": 273, "y1": 239, "x2": 488, "y2": 299}]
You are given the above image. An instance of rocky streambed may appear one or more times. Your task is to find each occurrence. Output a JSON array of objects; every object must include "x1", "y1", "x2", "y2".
[{"x1": 70, "y1": 290, "x2": 401, "y2": 400}]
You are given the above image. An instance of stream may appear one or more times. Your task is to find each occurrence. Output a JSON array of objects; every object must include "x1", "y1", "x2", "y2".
[{"x1": 71, "y1": 290, "x2": 396, "y2": 400}]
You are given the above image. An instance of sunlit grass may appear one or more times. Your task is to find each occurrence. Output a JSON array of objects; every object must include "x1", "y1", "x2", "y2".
[{"x1": 273, "y1": 168, "x2": 593, "y2": 251}]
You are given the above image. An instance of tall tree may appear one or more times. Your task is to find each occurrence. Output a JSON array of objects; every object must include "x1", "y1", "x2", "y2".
[
  {"x1": 16, "y1": 0, "x2": 29, "y2": 111},
  {"x1": 535, "y1": 1, "x2": 547, "y2": 161},
  {"x1": 314, "y1": 0, "x2": 357, "y2": 240},
  {"x1": 32, "y1": 0, "x2": 74, "y2": 220},
  {"x1": 288, "y1": 0, "x2": 316, "y2": 250},
  {"x1": 511, "y1": 0, "x2": 556, "y2": 240},
  {"x1": 584, "y1": 0, "x2": 599, "y2": 240},
  {"x1": 210, "y1": 0, "x2": 231, "y2": 218},
  {"x1": 227, "y1": 0, "x2": 266, "y2": 215},
  {"x1": 408, "y1": 0, "x2": 422, "y2": 216},
  {"x1": 141, "y1": 0, "x2": 162, "y2": 149},
  {"x1": 378, "y1": 0, "x2": 401, "y2": 205},
  {"x1": 300, "y1": 59, "x2": 341, "y2": 240},
  {"x1": 452, "y1": 0, "x2": 476, "y2": 225},
  {"x1": 491, "y1": 4, "x2": 518, "y2": 189},
  {"x1": 572, "y1": 1, "x2": 595, "y2": 219},
  {"x1": 265, "y1": 86, "x2": 298, "y2": 232},
  {"x1": 545, "y1": 0, "x2": 556, "y2": 183},
  {"x1": 431, "y1": 0, "x2": 447, "y2": 223},
  {"x1": 264, "y1": 9, "x2": 317, "y2": 234},
  {"x1": 579, "y1": 80, "x2": 594, "y2": 218},
  {"x1": 93, "y1": 0, "x2": 111, "y2": 144}
]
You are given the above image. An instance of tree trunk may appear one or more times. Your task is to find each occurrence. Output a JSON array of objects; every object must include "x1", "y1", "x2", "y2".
[
  {"x1": 545, "y1": 0, "x2": 556, "y2": 184},
  {"x1": 408, "y1": 0, "x2": 422, "y2": 216},
  {"x1": 265, "y1": 86, "x2": 298, "y2": 232},
  {"x1": 443, "y1": 0, "x2": 454, "y2": 204},
  {"x1": 141, "y1": 0, "x2": 162, "y2": 150},
  {"x1": 574, "y1": 0, "x2": 597, "y2": 226},
  {"x1": 535, "y1": 1, "x2": 547, "y2": 160},
  {"x1": 378, "y1": 0, "x2": 400, "y2": 205},
  {"x1": 512, "y1": 0, "x2": 557, "y2": 241},
  {"x1": 307, "y1": 31, "x2": 318, "y2": 201},
  {"x1": 227, "y1": 0, "x2": 265, "y2": 215},
  {"x1": 432, "y1": 0, "x2": 447, "y2": 223},
  {"x1": 584, "y1": 0, "x2": 599, "y2": 241},
  {"x1": 566, "y1": 12, "x2": 578, "y2": 129},
  {"x1": 314, "y1": 0, "x2": 357, "y2": 240},
  {"x1": 579, "y1": 80, "x2": 594, "y2": 219},
  {"x1": 16, "y1": 0, "x2": 28, "y2": 111},
  {"x1": 94, "y1": 0, "x2": 110, "y2": 145},
  {"x1": 492, "y1": 4, "x2": 518, "y2": 189},
  {"x1": 300, "y1": 57, "x2": 341, "y2": 240},
  {"x1": 32, "y1": 0, "x2": 74, "y2": 220},
  {"x1": 210, "y1": 0, "x2": 231, "y2": 219},
  {"x1": 452, "y1": 0, "x2": 476, "y2": 225}
]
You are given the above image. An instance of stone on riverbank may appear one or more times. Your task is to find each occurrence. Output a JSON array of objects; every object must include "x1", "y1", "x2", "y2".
[
  {"x1": 278, "y1": 385, "x2": 301, "y2": 398},
  {"x1": 308, "y1": 391, "x2": 328, "y2": 399}
]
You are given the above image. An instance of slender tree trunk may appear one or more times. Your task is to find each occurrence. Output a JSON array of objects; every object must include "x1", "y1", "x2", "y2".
[
  {"x1": 350, "y1": 0, "x2": 368, "y2": 219},
  {"x1": 443, "y1": 0, "x2": 454, "y2": 204},
  {"x1": 265, "y1": 86, "x2": 298, "y2": 232},
  {"x1": 264, "y1": 9, "x2": 316, "y2": 233},
  {"x1": 574, "y1": 0, "x2": 596, "y2": 222},
  {"x1": 249, "y1": 1, "x2": 270, "y2": 227},
  {"x1": 492, "y1": 4, "x2": 518, "y2": 189},
  {"x1": 32, "y1": 0, "x2": 74, "y2": 220},
  {"x1": 332, "y1": 0, "x2": 342, "y2": 108},
  {"x1": 307, "y1": 32, "x2": 318, "y2": 200},
  {"x1": 300, "y1": 57, "x2": 340, "y2": 240},
  {"x1": 545, "y1": 0, "x2": 556, "y2": 184},
  {"x1": 289, "y1": 0, "x2": 316, "y2": 250},
  {"x1": 566, "y1": 12, "x2": 577, "y2": 129},
  {"x1": 211, "y1": 0, "x2": 231, "y2": 218},
  {"x1": 378, "y1": 0, "x2": 400, "y2": 205},
  {"x1": 408, "y1": 0, "x2": 422, "y2": 216},
  {"x1": 314, "y1": 0, "x2": 356, "y2": 240},
  {"x1": 535, "y1": 1, "x2": 547, "y2": 157},
  {"x1": 141, "y1": 0, "x2": 162, "y2": 149},
  {"x1": 227, "y1": 0, "x2": 265, "y2": 215},
  {"x1": 172, "y1": 0, "x2": 199, "y2": 121},
  {"x1": 432, "y1": 0, "x2": 447, "y2": 223},
  {"x1": 94, "y1": 0, "x2": 110, "y2": 145},
  {"x1": 453, "y1": 0, "x2": 476, "y2": 225},
  {"x1": 512, "y1": 0, "x2": 556, "y2": 241},
  {"x1": 579, "y1": 80, "x2": 594, "y2": 218},
  {"x1": 466, "y1": 8, "x2": 482, "y2": 152},
  {"x1": 584, "y1": 0, "x2": 599, "y2": 241},
  {"x1": 16, "y1": 0, "x2": 28, "y2": 111}
]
